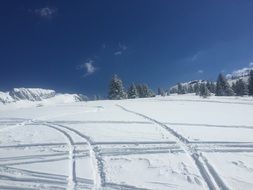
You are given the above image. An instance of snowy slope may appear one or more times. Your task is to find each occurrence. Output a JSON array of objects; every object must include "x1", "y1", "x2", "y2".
[
  {"x1": 0, "y1": 95, "x2": 253, "y2": 190},
  {"x1": 226, "y1": 64, "x2": 253, "y2": 80}
]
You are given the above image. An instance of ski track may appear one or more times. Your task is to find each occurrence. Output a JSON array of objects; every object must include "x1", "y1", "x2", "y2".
[
  {"x1": 43, "y1": 122, "x2": 105, "y2": 189},
  {"x1": 40, "y1": 123, "x2": 77, "y2": 190},
  {"x1": 2, "y1": 106, "x2": 253, "y2": 189},
  {"x1": 117, "y1": 104, "x2": 231, "y2": 190}
]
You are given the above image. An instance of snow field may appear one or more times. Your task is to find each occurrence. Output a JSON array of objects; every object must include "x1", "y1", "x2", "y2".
[{"x1": 0, "y1": 95, "x2": 253, "y2": 189}]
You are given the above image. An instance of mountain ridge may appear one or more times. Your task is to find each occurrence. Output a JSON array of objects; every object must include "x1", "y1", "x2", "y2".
[{"x1": 0, "y1": 88, "x2": 88, "y2": 104}]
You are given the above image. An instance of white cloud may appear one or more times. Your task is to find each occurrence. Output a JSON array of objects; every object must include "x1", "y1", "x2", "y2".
[
  {"x1": 191, "y1": 51, "x2": 202, "y2": 62},
  {"x1": 78, "y1": 60, "x2": 97, "y2": 77},
  {"x1": 249, "y1": 62, "x2": 253, "y2": 68},
  {"x1": 114, "y1": 43, "x2": 127, "y2": 56},
  {"x1": 198, "y1": 70, "x2": 204, "y2": 74},
  {"x1": 114, "y1": 51, "x2": 122, "y2": 56},
  {"x1": 35, "y1": 7, "x2": 57, "y2": 18}
]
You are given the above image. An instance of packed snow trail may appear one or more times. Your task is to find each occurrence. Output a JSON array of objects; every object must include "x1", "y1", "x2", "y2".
[
  {"x1": 117, "y1": 104, "x2": 230, "y2": 190},
  {"x1": 45, "y1": 122, "x2": 105, "y2": 189},
  {"x1": 41, "y1": 123, "x2": 76, "y2": 190}
]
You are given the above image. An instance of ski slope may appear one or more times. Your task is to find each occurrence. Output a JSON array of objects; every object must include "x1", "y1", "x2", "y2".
[{"x1": 0, "y1": 94, "x2": 253, "y2": 190}]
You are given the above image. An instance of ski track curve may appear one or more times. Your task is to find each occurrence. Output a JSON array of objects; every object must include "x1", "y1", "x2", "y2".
[
  {"x1": 44, "y1": 122, "x2": 105, "y2": 189},
  {"x1": 40, "y1": 123, "x2": 76, "y2": 190},
  {"x1": 117, "y1": 104, "x2": 230, "y2": 190}
]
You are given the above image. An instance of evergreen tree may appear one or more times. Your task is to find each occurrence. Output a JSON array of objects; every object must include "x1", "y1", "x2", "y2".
[
  {"x1": 194, "y1": 83, "x2": 200, "y2": 95},
  {"x1": 136, "y1": 84, "x2": 154, "y2": 98},
  {"x1": 169, "y1": 87, "x2": 178, "y2": 94},
  {"x1": 234, "y1": 79, "x2": 248, "y2": 96},
  {"x1": 127, "y1": 83, "x2": 138, "y2": 99},
  {"x1": 206, "y1": 81, "x2": 216, "y2": 94},
  {"x1": 188, "y1": 85, "x2": 194, "y2": 93},
  {"x1": 136, "y1": 84, "x2": 144, "y2": 98},
  {"x1": 108, "y1": 74, "x2": 126, "y2": 100},
  {"x1": 232, "y1": 83, "x2": 237, "y2": 93},
  {"x1": 142, "y1": 84, "x2": 150, "y2": 98},
  {"x1": 177, "y1": 83, "x2": 186, "y2": 94},
  {"x1": 157, "y1": 88, "x2": 162, "y2": 95},
  {"x1": 215, "y1": 73, "x2": 234, "y2": 96},
  {"x1": 248, "y1": 70, "x2": 253, "y2": 96},
  {"x1": 210, "y1": 82, "x2": 216, "y2": 93},
  {"x1": 158, "y1": 88, "x2": 165, "y2": 96},
  {"x1": 199, "y1": 83, "x2": 211, "y2": 98}
]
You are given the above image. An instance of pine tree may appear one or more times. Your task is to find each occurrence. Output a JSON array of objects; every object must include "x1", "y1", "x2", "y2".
[
  {"x1": 199, "y1": 83, "x2": 211, "y2": 98},
  {"x1": 142, "y1": 84, "x2": 150, "y2": 98},
  {"x1": 158, "y1": 88, "x2": 162, "y2": 95},
  {"x1": 232, "y1": 83, "x2": 237, "y2": 93},
  {"x1": 108, "y1": 74, "x2": 126, "y2": 100},
  {"x1": 177, "y1": 83, "x2": 186, "y2": 94},
  {"x1": 234, "y1": 79, "x2": 248, "y2": 96},
  {"x1": 194, "y1": 83, "x2": 200, "y2": 95},
  {"x1": 158, "y1": 88, "x2": 165, "y2": 96},
  {"x1": 136, "y1": 84, "x2": 144, "y2": 98},
  {"x1": 136, "y1": 84, "x2": 154, "y2": 98},
  {"x1": 127, "y1": 83, "x2": 138, "y2": 99},
  {"x1": 248, "y1": 70, "x2": 253, "y2": 96},
  {"x1": 188, "y1": 85, "x2": 194, "y2": 93},
  {"x1": 210, "y1": 82, "x2": 216, "y2": 93},
  {"x1": 215, "y1": 73, "x2": 234, "y2": 96}
]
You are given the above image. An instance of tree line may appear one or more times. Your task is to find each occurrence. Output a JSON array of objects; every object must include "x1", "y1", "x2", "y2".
[
  {"x1": 108, "y1": 74, "x2": 155, "y2": 100},
  {"x1": 173, "y1": 70, "x2": 253, "y2": 98},
  {"x1": 106, "y1": 70, "x2": 253, "y2": 100}
]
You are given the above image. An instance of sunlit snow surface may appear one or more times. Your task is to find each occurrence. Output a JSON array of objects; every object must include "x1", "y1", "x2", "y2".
[{"x1": 0, "y1": 94, "x2": 253, "y2": 190}]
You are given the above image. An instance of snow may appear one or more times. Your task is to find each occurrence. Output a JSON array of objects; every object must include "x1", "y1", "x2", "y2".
[
  {"x1": 0, "y1": 88, "x2": 88, "y2": 105},
  {"x1": 0, "y1": 94, "x2": 253, "y2": 189}
]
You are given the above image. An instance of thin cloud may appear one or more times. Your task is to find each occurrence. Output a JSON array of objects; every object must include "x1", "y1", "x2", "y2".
[
  {"x1": 114, "y1": 43, "x2": 127, "y2": 56},
  {"x1": 114, "y1": 51, "x2": 122, "y2": 56},
  {"x1": 78, "y1": 60, "x2": 97, "y2": 77},
  {"x1": 35, "y1": 7, "x2": 57, "y2": 18},
  {"x1": 198, "y1": 70, "x2": 204, "y2": 74},
  {"x1": 191, "y1": 51, "x2": 202, "y2": 62}
]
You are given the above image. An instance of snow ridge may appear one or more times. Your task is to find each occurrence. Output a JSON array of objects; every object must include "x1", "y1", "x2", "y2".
[{"x1": 0, "y1": 88, "x2": 88, "y2": 104}]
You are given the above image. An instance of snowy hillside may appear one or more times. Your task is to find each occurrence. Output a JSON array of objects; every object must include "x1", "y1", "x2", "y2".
[
  {"x1": 226, "y1": 64, "x2": 253, "y2": 80},
  {"x1": 0, "y1": 88, "x2": 88, "y2": 104},
  {"x1": 0, "y1": 95, "x2": 253, "y2": 189},
  {"x1": 170, "y1": 64, "x2": 253, "y2": 93},
  {"x1": 169, "y1": 80, "x2": 207, "y2": 93}
]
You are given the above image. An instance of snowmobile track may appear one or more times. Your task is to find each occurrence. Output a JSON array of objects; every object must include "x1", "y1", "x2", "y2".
[
  {"x1": 41, "y1": 123, "x2": 77, "y2": 190},
  {"x1": 117, "y1": 104, "x2": 230, "y2": 190},
  {"x1": 45, "y1": 122, "x2": 106, "y2": 189}
]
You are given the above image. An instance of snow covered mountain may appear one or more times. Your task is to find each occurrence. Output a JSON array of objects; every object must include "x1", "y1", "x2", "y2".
[
  {"x1": 226, "y1": 64, "x2": 253, "y2": 80},
  {"x1": 169, "y1": 64, "x2": 253, "y2": 93},
  {"x1": 169, "y1": 80, "x2": 207, "y2": 93},
  {"x1": 0, "y1": 88, "x2": 88, "y2": 104}
]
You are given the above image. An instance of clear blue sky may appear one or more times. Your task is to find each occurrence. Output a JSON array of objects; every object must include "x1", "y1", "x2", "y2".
[{"x1": 1, "y1": 0, "x2": 253, "y2": 96}]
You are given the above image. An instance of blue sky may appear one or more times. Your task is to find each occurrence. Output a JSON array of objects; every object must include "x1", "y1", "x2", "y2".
[{"x1": 1, "y1": 0, "x2": 253, "y2": 96}]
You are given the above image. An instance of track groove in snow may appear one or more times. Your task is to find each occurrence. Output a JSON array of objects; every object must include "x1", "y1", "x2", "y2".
[
  {"x1": 40, "y1": 123, "x2": 77, "y2": 190},
  {"x1": 44, "y1": 122, "x2": 106, "y2": 189},
  {"x1": 117, "y1": 104, "x2": 230, "y2": 190}
]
